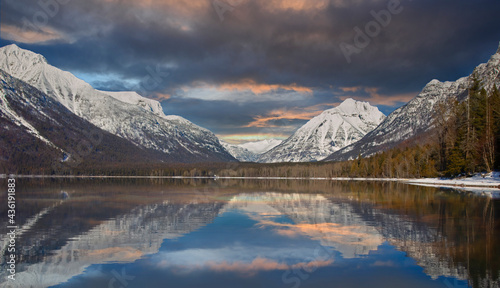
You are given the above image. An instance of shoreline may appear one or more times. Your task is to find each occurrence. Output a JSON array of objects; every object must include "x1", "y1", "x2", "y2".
[
  {"x1": 2, "y1": 174, "x2": 499, "y2": 188},
  {"x1": 1, "y1": 174, "x2": 499, "y2": 198}
]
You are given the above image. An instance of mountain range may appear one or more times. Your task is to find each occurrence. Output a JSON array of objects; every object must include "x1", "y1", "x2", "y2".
[
  {"x1": 0, "y1": 44, "x2": 235, "y2": 171},
  {"x1": 0, "y1": 69, "x2": 177, "y2": 172},
  {"x1": 1, "y1": 43, "x2": 500, "y2": 171},
  {"x1": 221, "y1": 139, "x2": 282, "y2": 162},
  {"x1": 324, "y1": 43, "x2": 500, "y2": 162}
]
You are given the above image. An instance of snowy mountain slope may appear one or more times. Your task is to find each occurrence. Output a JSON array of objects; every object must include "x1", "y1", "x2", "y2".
[
  {"x1": 0, "y1": 44, "x2": 235, "y2": 163},
  {"x1": 325, "y1": 44, "x2": 500, "y2": 162},
  {"x1": 221, "y1": 139, "x2": 282, "y2": 162},
  {"x1": 0, "y1": 69, "x2": 171, "y2": 172},
  {"x1": 221, "y1": 141, "x2": 259, "y2": 162},
  {"x1": 99, "y1": 90, "x2": 165, "y2": 117},
  {"x1": 258, "y1": 99, "x2": 386, "y2": 163},
  {"x1": 239, "y1": 139, "x2": 282, "y2": 154},
  {"x1": 0, "y1": 73, "x2": 64, "y2": 154}
]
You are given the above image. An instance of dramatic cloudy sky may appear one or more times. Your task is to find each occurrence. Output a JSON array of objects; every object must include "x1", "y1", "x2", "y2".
[{"x1": 1, "y1": 0, "x2": 500, "y2": 143}]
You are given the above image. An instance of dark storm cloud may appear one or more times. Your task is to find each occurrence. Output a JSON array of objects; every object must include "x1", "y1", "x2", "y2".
[
  {"x1": 3, "y1": 0, "x2": 499, "y2": 90},
  {"x1": 161, "y1": 95, "x2": 327, "y2": 137},
  {"x1": 1, "y1": 0, "x2": 500, "y2": 137}
]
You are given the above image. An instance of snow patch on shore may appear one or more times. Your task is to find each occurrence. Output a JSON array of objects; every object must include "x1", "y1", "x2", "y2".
[
  {"x1": 408, "y1": 172, "x2": 500, "y2": 187},
  {"x1": 407, "y1": 172, "x2": 500, "y2": 198}
]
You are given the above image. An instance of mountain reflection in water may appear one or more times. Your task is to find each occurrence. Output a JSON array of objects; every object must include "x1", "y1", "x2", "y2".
[{"x1": 0, "y1": 179, "x2": 498, "y2": 288}]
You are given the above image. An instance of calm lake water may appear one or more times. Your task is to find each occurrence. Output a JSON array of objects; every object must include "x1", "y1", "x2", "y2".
[{"x1": 0, "y1": 178, "x2": 499, "y2": 288}]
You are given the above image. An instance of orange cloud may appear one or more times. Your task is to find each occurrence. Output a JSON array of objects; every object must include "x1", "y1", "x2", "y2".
[
  {"x1": 275, "y1": 229, "x2": 301, "y2": 238},
  {"x1": 103, "y1": 0, "x2": 333, "y2": 16},
  {"x1": 216, "y1": 79, "x2": 313, "y2": 95},
  {"x1": 258, "y1": 220, "x2": 383, "y2": 253},
  {"x1": 87, "y1": 247, "x2": 143, "y2": 262},
  {"x1": 102, "y1": 0, "x2": 209, "y2": 13},
  {"x1": 245, "y1": 103, "x2": 337, "y2": 128},
  {"x1": 160, "y1": 257, "x2": 333, "y2": 276},
  {"x1": 340, "y1": 86, "x2": 362, "y2": 93},
  {"x1": 1, "y1": 24, "x2": 67, "y2": 44},
  {"x1": 294, "y1": 223, "x2": 379, "y2": 244},
  {"x1": 264, "y1": 0, "x2": 330, "y2": 12},
  {"x1": 246, "y1": 109, "x2": 321, "y2": 128},
  {"x1": 154, "y1": 92, "x2": 171, "y2": 100},
  {"x1": 206, "y1": 257, "x2": 289, "y2": 275}
]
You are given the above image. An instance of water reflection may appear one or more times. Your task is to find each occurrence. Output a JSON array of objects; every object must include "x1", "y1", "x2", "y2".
[
  {"x1": 224, "y1": 193, "x2": 383, "y2": 258},
  {"x1": 0, "y1": 179, "x2": 498, "y2": 288}
]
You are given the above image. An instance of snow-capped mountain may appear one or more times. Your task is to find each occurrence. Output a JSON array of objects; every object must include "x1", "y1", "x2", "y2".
[
  {"x1": 325, "y1": 44, "x2": 500, "y2": 162},
  {"x1": 0, "y1": 44, "x2": 235, "y2": 163},
  {"x1": 258, "y1": 99, "x2": 386, "y2": 163},
  {"x1": 0, "y1": 69, "x2": 169, "y2": 172},
  {"x1": 221, "y1": 141, "x2": 258, "y2": 162},
  {"x1": 221, "y1": 139, "x2": 282, "y2": 162},
  {"x1": 239, "y1": 139, "x2": 282, "y2": 154}
]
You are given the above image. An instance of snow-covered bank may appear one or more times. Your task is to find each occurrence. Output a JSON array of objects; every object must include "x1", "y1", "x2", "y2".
[
  {"x1": 406, "y1": 172, "x2": 500, "y2": 198},
  {"x1": 407, "y1": 172, "x2": 500, "y2": 188}
]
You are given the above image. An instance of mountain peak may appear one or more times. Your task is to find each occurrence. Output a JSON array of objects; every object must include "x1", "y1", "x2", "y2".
[
  {"x1": 99, "y1": 90, "x2": 166, "y2": 118},
  {"x1": 339, "y1": 97, "x2": 356, "y2": 105},
  {"x1": 335, "y1": 98, "x2": 382, "y2": 116},
  {"x1": 336, "y1": 98, "x2": 357, "y2": 110},
  {"x1": 428, "y1": 79, "x2": 441, "y2": 85},
  {"x1": 258, "y1": 98, "x2": 385, "y2": 163},
  {"x1": 239, "y1": 139, "x2": 282, "y2": 154},
  {"x1": 0, "y1": 44, "x2": 48, "y2": 65}
]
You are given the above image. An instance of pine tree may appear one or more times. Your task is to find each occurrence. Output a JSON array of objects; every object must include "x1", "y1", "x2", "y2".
[
  {"x1": 433, "y1": 97, "x2": 459, "y2": 172},
  {"x1": 446, "y1": 146, "x2": 466, "y2": 176},
  {"x1": 491, "y1": 85, "x2": 500, "y2": 169}
]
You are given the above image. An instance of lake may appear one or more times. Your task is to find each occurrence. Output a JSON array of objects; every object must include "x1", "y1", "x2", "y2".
[{"x1": 0, "y1": 178, "x2": 499, "y2": 288}]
